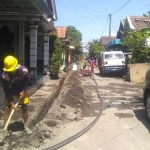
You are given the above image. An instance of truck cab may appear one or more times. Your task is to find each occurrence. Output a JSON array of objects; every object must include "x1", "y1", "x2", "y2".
[{"x1": 97, "y1": 51, "x2": 125, "y2": 76}]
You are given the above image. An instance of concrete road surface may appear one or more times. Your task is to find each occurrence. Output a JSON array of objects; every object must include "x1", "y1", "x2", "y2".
[{"x1": 57, "y1": 68, "x2": 150, "y2": 150}]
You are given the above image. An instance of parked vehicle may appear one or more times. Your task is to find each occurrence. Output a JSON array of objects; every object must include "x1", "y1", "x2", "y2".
[
  {"x1": 143, "y1": 68, "x2": 150, "y2": 123},
  {"x1": 97, "y1": 51, "x2": 125, "y2": 76}
]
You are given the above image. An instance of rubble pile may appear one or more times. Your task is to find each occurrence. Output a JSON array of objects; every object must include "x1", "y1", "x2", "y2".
[{"x1": 0, "y1": 71, "x2": 91, "y2": 150}]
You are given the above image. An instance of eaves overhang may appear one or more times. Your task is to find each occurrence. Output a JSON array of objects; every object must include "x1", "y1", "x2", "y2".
[{"x1": 0, "y1": 0, "x2": 53, "y2": 20}]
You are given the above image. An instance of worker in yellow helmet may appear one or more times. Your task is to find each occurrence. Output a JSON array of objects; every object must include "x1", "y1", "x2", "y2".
[{"x1": 1, "y1": 55, "x2": 32, "y2": 135}]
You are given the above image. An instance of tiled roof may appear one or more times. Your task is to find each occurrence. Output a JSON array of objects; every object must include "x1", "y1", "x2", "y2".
[
  {"x1": 100, "y1": 36, "x2": 116, "y2": 46},
  {"x1": 129, "y1": 16, "x2": 150, "y2": 30},
  {"x1": 55, "y1": 26, "x2": 66, "y2": 38}
]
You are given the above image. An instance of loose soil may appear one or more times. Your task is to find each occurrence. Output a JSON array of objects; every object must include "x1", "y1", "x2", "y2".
[{"x1": 0, "y1": 70, "x2": 92, "y2": 150}]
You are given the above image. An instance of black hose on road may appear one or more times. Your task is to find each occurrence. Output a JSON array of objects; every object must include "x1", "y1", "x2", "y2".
[{"x1": 43, "y1": 72, "x2": 103, "y2": 150}]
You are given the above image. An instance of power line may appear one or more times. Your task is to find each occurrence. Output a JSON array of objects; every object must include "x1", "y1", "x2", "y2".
[
  {"x1": 69, "y1": 0, "x2": 107, "y2": 15},
  {"x1": 74, "y1": 16, "x2": 107, "y2": 26},
  {"x1": 58, "y1": 16, "x2": 107, "y2": 20},
  {"x1": 81, "y1": 29, "x2": 109, "y2": 33},
  {"x1": 101, "y1": 15, "x2": 109, "y2": 37},
  {"x1": 56, "y1": 1, "x2": 108, "y2": 25},
  {"x1": 112, "y1": 0, "x2": 131, "y2": 15},
  {"x1": 111, "y1": 20, "x2": 118, "y2": 32}
]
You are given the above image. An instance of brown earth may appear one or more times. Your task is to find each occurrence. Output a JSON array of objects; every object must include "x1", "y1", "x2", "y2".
[{"x1": 0, "y1": 70, "x2": 92, "y2": 150}]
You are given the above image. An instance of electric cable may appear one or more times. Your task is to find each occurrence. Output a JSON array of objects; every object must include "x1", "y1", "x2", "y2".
[
  {"x1": 43, "y1": 71, "x2": 103, "y2": 150},
  {"x1": 69, "y1": 0, "x2": 107, "y2": 15},
  {"x1": 56, "y1": 1, "x2": 108, "y2": 25},
  {"x1": 58, "y1": 16, "x2": 106, "y2": 20},
  {"x1": 112, "y1": 0, "x2": 131, "y2": 15},
  {"x1": 81, "y1": 29, "x2": 109, "y2": 33},
  {"x1": 74, "y1": 16, "x2": 107, "y2": 26},
  {"x1": 100, "y1": 15, "x2": 109, "y2": 37},
  {"x1": 111, "y1": 21, "x2": 117, "y2": 33}
]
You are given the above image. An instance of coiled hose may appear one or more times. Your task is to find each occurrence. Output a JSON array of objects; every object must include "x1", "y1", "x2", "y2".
[{"x1": 43, "y1": 71, "x2": 103, "y2": 150}]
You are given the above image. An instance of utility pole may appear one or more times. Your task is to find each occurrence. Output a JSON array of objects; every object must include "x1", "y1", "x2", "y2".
[{"x1": 109, "y1": 14, "x2": 112, "y2": 41}]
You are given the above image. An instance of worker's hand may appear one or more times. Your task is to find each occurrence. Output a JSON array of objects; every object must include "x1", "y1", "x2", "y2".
[
  {"x1": 20, "y1": 91, "x2": 25, "y2": 98},
  {"x1": 10, "y1": 102, "x2": 16, "y2": 110}
]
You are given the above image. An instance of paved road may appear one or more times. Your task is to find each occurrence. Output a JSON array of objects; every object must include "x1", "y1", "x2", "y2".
[{"x1": 58, "y1": 68, "x2": 150, "y2": 150}]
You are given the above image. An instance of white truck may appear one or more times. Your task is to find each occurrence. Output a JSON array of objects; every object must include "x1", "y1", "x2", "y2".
[{"x1": 97, "y1": 51, "x2": 125, "y2": 76}]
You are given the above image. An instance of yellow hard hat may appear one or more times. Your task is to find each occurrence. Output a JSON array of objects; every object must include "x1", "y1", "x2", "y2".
[{"x1": 3, "y1": 55, "x2": 18, "y2": 72}]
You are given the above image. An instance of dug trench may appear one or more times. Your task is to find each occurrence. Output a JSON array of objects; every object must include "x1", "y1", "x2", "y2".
[{"x1": 0, "y1": 70, "x2": 92, "y2": 150}]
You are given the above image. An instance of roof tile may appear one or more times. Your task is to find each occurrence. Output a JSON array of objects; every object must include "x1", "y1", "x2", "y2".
[{"x1": 129, "y1": 16, "x2": 150, "y2": 30}]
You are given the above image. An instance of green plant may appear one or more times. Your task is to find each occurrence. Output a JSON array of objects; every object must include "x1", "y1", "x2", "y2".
[
  {"x1": 121, "y1": 29, "x2": 150, "y2": 63},
  {"x1": 87, "y1": 39, "x2": 103, "y2": 58},
  {"x1": 63, "y1": 66, "x2": 67, "y2": 72},
  {"x1": 50, "y1": 36, "x2": 62, "y2": 78}
]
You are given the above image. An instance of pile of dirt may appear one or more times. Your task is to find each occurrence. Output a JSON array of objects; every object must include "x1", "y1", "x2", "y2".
[{"x1": 0, "y1": 71, "x2": 91, "y2": 150}]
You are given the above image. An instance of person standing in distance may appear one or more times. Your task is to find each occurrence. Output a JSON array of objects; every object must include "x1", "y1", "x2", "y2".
[
  {"x1": 1, "y1": 55, "x2": 32, "y2": 135},
  {"x1": 89, "y1": 57, "x2": 96, "y2": 73}
]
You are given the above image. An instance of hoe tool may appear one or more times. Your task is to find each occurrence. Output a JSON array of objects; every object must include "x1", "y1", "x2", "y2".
[{"x1": 0, "y1": 97, "x2": 21, "y2": 145}]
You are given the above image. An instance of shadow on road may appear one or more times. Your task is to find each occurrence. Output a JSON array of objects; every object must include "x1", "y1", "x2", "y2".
[
  {"x1": 133, "y1": 108, "x2": 150, "y2": 133},
  {"x1": 94, "y1": 72, "x2": 125, "y2": 79},
  {"x1": 8, "y1": 121, "x2": 24, "y2": 132}
]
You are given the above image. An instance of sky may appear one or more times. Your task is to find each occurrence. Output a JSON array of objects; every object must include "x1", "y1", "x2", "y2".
[{"x1": 54, "y1": 0, "x2": 150, "y2": 46}]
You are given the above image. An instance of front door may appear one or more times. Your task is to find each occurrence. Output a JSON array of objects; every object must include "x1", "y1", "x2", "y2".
[{"x1": 0, "y1": 25, "x2": 14, "y2": 72}]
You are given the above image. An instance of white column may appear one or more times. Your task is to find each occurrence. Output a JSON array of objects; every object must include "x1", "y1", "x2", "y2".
[
  {"x1": 43, "y1": 34, "x2": 49, "y2": 74},
  {"x1": 29, "y1": 25, "x2": 38, "y2": 78}
]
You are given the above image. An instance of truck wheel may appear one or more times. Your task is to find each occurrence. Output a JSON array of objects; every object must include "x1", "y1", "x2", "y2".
[
  {"x1": 119, "y1": 72, "x2": 124, "y2": 77},
  {"x1": 100, "y1": 68, "x2": 102, "y2": 75},
  {"x1": 146, "y1": 93, "x2": 150, "y2": 123},
  {"x1": 102, "y1": 71, "x2": 105, "y2": 77}
]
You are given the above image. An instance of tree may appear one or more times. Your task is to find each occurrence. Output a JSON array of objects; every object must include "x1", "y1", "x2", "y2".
[
  {"x1": 66, "y1": 26, "x2": 83, "y2": 60},
  {"x1": 121, "y1": 29, "x2": 150, "y2": 63},
  {"x1": 143, "y1": 11, "x2": 150, "y2": 17},
  {"x1": 87, "y1": 39, "x2": 103, "y2": 59},
  {"x1": 50, "y1": 35, "x2": 62, "y2": 78}
]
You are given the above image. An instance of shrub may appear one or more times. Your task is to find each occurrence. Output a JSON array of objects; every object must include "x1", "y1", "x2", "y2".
[{"x1": 50, "y1": 36, "x2": 62, "y2": 78}]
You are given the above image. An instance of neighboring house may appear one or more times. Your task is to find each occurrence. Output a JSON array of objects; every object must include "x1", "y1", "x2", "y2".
[
  {"x1": 107, "y1": 19, "x2": 125, "y2": 52},
  {"x1": 55, "y1": 26, "x2": 68, "y2": 67},
  {"x1": 99, "y1": 36, "x2": 116, "y2": 50},
  {"x1": 108, "y1": 16, "x2": 150, "y2": 53},
  {"x1": 55, "y1": 26, "x2": 75, "y2": 67},
  {"x1": 0, "y1": 0, "x2": 58, "y2": 79},
  {"x1": 123, "y1": 16, "x2": 150, "y2": 32},
  {"x1": 116, "y1": 19, "x2": 125, "y2": 39}
]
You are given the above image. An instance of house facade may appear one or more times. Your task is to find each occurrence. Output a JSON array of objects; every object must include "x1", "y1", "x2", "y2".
[
  {"x1": 108, "y1": 16, "x2": 150, "y2": 53},
  {"x1": 55, "y1": 26, "x2": 75, "y2": 67},
  {"x1": 99, "y1": 36, "x2": 116, "y2": 50},
  {"x1": 0, "y1": 0, "x2": 58, "y2": 79}
]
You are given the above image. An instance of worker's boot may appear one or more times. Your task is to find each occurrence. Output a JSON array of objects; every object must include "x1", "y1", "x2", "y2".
[{"x1": 24, "y1": 126, "x2": 33, "y2": 135}]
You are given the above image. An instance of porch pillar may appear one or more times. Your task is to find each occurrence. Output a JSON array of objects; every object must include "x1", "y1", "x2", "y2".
[
  {"x1": 29, "y1": 25, "x2": 38, "y2": 78},
  {"x1": 43, "y1": 33, "x2": 49, "y2": 74},
  {"x1": 62, "y1": 53, "x2": 65, "y2": 67},
  {"x1": 68, "y1": 49, "x2": 71, "y2": 66}
]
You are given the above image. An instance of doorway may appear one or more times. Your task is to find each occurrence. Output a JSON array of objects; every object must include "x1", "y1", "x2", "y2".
[{"x1": 0, "y1": 25, "x2": 14, "y2": 72}]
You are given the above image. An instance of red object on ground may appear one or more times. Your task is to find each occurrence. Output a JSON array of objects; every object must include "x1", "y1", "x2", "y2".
[{"x1": 81, "y1": 69, "x2": 91, "y2": 77}]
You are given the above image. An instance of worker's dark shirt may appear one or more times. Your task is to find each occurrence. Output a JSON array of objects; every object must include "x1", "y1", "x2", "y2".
[{"x1": 1, "y1": 65, "x2": 30, "y2": 102}]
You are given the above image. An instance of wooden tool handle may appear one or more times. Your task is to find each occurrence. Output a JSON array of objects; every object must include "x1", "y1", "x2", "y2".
[
  {"x1": 3, "y1": 96, "x2": 22, "y2": 131},
  {"x1": 4, "y1": 102, "x2": 19, "y2": 130}
]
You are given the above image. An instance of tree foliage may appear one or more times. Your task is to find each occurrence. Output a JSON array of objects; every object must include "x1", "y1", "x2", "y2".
[
  {"x1": 50, "y1": 35, "x2": 62, "y2": 77},
  {"x1": 87, "y1": 39, "x2": 103, "y2": 58},
  {"x1": 143, "y1": 11, "x2": 150, "y2": 18},
  {"x1": 121, "y1": 29, "x2": 150, "y2": 63},
  {"x1": 66, "y1": 26, "x2": 83, "y2": 60}
]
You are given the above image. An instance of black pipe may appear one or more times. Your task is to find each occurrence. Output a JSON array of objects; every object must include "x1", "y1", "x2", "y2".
[{"x1": 43, "y1": 72, "x2": 103, "y2": 150}]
